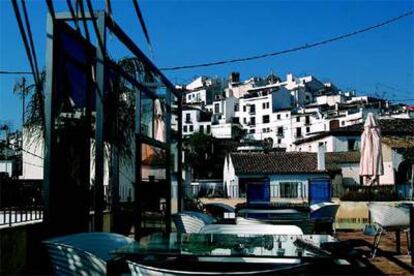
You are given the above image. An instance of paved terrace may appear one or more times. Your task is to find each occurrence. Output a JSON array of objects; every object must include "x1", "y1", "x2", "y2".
[{"x1": 337, "y1": 230, "x2": 413, "y2": 275}]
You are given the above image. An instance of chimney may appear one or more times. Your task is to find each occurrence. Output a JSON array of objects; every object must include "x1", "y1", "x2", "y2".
[{"x1": 317, "y1": 144, "x2": 326, "y2": 171}]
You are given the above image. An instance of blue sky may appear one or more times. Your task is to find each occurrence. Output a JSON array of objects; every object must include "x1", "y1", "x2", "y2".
[{"x1": 1, "y1": 0, "x2": 413, "y2": 132}]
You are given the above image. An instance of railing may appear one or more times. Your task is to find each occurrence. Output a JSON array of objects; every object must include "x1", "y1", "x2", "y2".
[
  {"x1": 0, "y1": 178, "x2": 43, "y2": 227},
  {"x1": 1, "y1": 206, "x2": 43, "y2": 227}
]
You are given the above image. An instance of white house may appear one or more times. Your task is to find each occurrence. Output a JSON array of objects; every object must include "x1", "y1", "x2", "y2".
[{"x1": 223, "y1": 148, "x2": 338, "y2": 200}]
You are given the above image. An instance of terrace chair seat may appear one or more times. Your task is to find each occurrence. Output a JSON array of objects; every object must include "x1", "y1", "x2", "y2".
[
  {"x1": 127, "y1": 260, "x2": 304, "y2": 275},
  {"x1": 43, "y1": 232, "x2": 134, "y2": 275},
  {"x1": 367, "y1": 203, "x2": 410, "y2": 257},
  {"x1": 236, "y1": 217, "x2": 268, "y2": 225}
]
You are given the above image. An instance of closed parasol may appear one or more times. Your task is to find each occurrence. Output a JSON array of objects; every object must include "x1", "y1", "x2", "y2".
[{"x1": 359, "y1": 113, "x2": 384, "y2": 186}]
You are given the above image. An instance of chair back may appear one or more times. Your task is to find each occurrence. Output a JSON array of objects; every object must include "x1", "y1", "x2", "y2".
[
  {"x1": 368, "y1": 203, "x2": 410, "y2": 228},
  {"x1": 172, "y1": 212, "x2": 214, "y2": 233},
  {"x1": 310, "y1": 203, "x2": 340, "y2": 221},
  {"x1": 44, "y1": 232, "x2": 134, "y2": 261},
  {"x1": 44, "y1": 242, "x2": 106, "y2": 275}
]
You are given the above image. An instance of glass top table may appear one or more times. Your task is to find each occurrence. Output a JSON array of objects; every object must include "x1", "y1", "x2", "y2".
[{"x1": 112, "y1": 233, "x2": 338, "y2": 260}]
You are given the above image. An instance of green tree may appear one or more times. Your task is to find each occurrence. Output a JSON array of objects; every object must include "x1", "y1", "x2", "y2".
[{"x1": 184, "y1": 131, "x2": 213, "y2": 180}]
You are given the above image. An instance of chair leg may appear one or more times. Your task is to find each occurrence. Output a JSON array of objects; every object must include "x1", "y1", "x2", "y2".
[{"x1": 372, "y1": 228, "x2": 384, "y2": 258}]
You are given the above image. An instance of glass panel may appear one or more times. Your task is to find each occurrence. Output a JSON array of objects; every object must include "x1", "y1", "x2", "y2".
[
  {"x1": 140, "y1": 143, "x2": 167, "y2": 231},
  {"x1": 141, "y1": 93, "x2": 153, "y2": 138},
  {"x1": 154, "y1": 98, "x2": 166, "y2": 142},
  {"x1": 141, "y1": 143, "x2": 166, "y2": 182}
]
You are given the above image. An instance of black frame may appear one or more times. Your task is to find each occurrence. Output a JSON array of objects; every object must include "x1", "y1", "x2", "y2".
[{"x1": 43, "y1": 11, "x2": 182, "y2": 238}]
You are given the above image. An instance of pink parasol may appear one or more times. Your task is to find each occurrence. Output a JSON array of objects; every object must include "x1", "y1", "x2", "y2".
[{"x1": 359, "y1": 113, "x2": 384, "y2": 185}]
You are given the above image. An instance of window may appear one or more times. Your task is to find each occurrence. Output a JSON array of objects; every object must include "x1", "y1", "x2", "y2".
[
  {"x1": 199, "y1": 125, "x2": 204, "y2": 133},
  {"x1": 277, "y1": 138, "x2": 282, "y2": 144},
  {"x1": 206, "y1": 125, "x2": 211, "y2": 133},
  {"x1": 263, "y1": 128, "x2": 269, "y2": 133},
  {"x1": 296, "y1": 117, "x2": 300, "y2": 122},
  {"x1": 250, "y1": 117, "x2": 256, "y2": 125},
  {"x1": 341, "y1": 121, "x2": 345, "y2": 126},
  {"x1": 296, "y1": 127, "x2": 302, "y2": 138},
  {"x1": 243, "y1": 118, "x2": 247, "y2": 124},
  {"x1": 262, "y1": 102, "x2": 266, "y2": 109},
  {"x1": 187, "y1": 95, "x2": 191, "y2": 101},
  {"x1": 243, "y1": 106, "x2": 246, "y2": 112},
  {"x1": 266, "y1": 102, "x2": 270, "y2": 109},
  {"x1": 277, "y1": 114, "x2": 281, "y2": 120},
  {"x1": 277, "y1": 127, "x2": 284, "y2": 136},
  {"x1": 214, "y1": 103, "x2": 220, "y2": 113},
  {"x1": 286, "y1": 114, "x2": 289, "y2": 118},
  {"x1": 263, "y1": 115, "x2": 270, "y2": 123},
  {"x1": 233, "y1": 117, "x2": 239, "y2": 124},
  {"x1": 262, "y1": 102, "x2": 269, "y2": 109},
  {"x1": 305, "y1": 116, "x2": 310, "y2": 124},
  {"x1": 306, "y1": 127, "x2": 310, "y2": 133},
  {"x1": 250, "y1": 105, "x2": 256, "y2": 113},
  {"x1": 185, "y1": 113, "x2": 191, "y2": 122},
  {"x1": 280, "y1": 182, "x2": 299, "y2": 198},
  {"x1": 249, "y1": 129, "x2": 255, "y2": 134},
  {"x1": 234, "y1": 104, "x2": 239, "y2": 112},
  {"x1": 189, "y1": 125, "x2": 194, "y2": 132},
  {"x1": 183, "y1": 125, "x2": 188, "y2": 132}
]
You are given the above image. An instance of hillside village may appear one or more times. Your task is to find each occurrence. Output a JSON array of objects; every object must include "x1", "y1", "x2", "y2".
[
  {"x1": 178, "y1": 72, "x2": 414, "y2": 199},
  {"x1": 1, "y1": 71, "x2": 414, "y2": 202}
]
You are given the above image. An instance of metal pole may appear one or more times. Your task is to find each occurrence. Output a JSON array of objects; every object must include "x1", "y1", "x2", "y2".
[
  {"x1": 410, "y1": 205, "x2": 413, "y2": 266},
  {"x1": 165, "y1": 90, "x2": 172, "y2": 233},
  {"x1": 43, "y1": 12, "x2": 55, "y2": 233},
  {"x1": 93, "y1": 11, "x2": 106, "y2": 232},
  {"x1": 177, "y1": 91, "x2": 183, "y2": 212},
  {"x1": 134, "y1": 88, "x2": 142, "y2": 240}
]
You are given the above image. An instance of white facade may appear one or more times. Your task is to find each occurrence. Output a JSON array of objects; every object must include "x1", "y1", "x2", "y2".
[
  {"x1": 292, "y1": 135, "x2": 361, "y2": 153},
  {"x1": 0, "y1": 160, "x2": 14, "y2": 177},
  {"x1": 21, "y1": 129, "x2": 44, "y2": 180}
]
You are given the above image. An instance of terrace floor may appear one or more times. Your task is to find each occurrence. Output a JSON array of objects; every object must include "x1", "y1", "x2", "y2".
[{"x1": 337, "y1": 230, "x2": 413, "y2": 275}]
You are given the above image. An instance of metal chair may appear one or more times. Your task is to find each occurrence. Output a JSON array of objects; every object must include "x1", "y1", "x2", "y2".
[
  {"x1": 367, "y1": 203, "x2": 410, "y2": 257},
  {"x1": 172, "y1": 212, "x2": 215, "y2": 233},
  {"x1": 43, "y1": 232, "x2": 134, "y2": 275},
  {"x1": 127, "y1": 260, "x2": 305, "y2": 275},
  {"x1": 236, "y1": 217, "x2": 268, "y2": 225},
  {"x1": 310, "y1": 202, "x2": 340, "y2": 234}
]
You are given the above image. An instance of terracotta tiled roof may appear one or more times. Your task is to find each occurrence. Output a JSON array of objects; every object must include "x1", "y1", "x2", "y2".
[
  {"x1": 230, "y1": 152, "x2": 340, "y2": 175},
  {"x1": 326, "y1": 151, "x2": 360, "y2": 164},
  {"x1": 382, "y1": 136, "x2": 414, "y2": 149}
]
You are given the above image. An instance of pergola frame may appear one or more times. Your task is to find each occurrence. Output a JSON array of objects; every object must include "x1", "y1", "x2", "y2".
[{"x1": 43, "y1": 10, "x2": 183, "y2": 238}]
